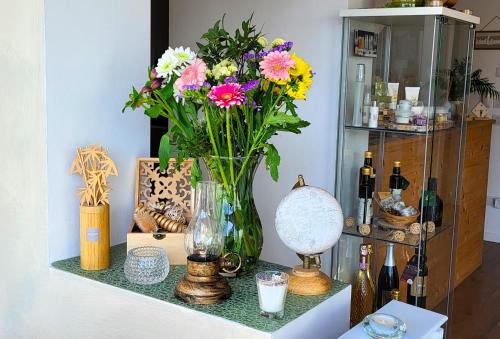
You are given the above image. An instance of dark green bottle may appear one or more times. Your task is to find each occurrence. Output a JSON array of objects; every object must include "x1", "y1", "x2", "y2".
[{"x1": 419, "y1": 177, "x2": 443, "y2": 227}]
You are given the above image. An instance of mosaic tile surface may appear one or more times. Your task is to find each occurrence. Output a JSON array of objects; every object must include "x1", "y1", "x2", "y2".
[{"x1": 52, "y1": 244, "x2": 349, "y2": 333}]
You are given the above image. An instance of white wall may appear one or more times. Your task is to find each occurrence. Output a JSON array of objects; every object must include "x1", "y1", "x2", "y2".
[
  {"x1": 170, "y1": 0, "x2": 348, "y2": 272},
  {"x1": 460, "y1": 0, "x2": 500, "y2": 242},
  {"x1": 0, "y1": 1, "x2": 182, "y2": 337},
  {"x1": 46, "y1": 0, "x2": 150, "y2": 261}
]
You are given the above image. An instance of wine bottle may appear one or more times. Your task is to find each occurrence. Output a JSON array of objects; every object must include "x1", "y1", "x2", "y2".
[
  {"x1": 377, "y1": 243, "x2": 399, "y2": 309},
  {"x1": 352, "y1": 64, "x2": 365, "y2": 127},
  {"x1": 351, "y1": 244, "x2": 375, "y2": 326},
  {"x1": 406, "y1": 242, "x2": 428, "y2": 308},
  {"x1": 357, "y1": 167, "x2": 373, "y2": 225},
  {"x1": 419, "y1": 177, "x2": 443, "y2": 227},
  {"x1": 389, "y1": 161, "x2": 409, "y2": 198}
]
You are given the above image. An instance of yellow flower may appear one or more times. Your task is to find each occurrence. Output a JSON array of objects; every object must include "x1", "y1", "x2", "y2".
[
  {"x1": 272, "y1": 38, "x2": 286, "y2": 47},
  {"x1": 257, "y1": 36, "x2": 268, "y2": 47},
  {"x1": 286, "y1": 53, "x2": 313, "y2": 100}
]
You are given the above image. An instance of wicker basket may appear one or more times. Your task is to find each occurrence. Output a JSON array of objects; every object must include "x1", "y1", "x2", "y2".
[{"x1": 377, "y1": 192, "x2": 420, "y2": 229}]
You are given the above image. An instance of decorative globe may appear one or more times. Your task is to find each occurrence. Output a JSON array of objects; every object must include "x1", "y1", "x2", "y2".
[{"x1": 275, "y1": 186, "x2": 344, "y2": 255}]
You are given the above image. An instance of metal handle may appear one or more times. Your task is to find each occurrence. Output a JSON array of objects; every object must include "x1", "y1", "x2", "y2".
[{"x1": 220, "y1": 252, "x2": 242, "y2": 274}]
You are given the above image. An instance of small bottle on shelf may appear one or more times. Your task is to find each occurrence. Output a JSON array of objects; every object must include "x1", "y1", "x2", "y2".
[
  {"x1": 351, "y1": 244, "x2": 375, "y2": 326},
  {"x1": 362, "y1": 90, "x2": 372, "y2": 126},
  {"x1": 369, "y1": 101, "x2": 379, "y2": 128},
  {"x1": 352, "y1": 64, "x2": 365, "y2": 127},
  {"x1": 377, "y1": 243, "x2": 399, "y2": 309},
  {"x1": 359, "y1": 151, "x2": 377, "y2": 194},
  {"x1": 389, "y1": 161, "x2": 409, "y2": 199},
  {"x1": 406, "y1": 241, "x2": 428, "y2": 308},
  {"x1": 419, "y1": 177, "x2": 443, "y2": 227},
  {"x1": 357, "y1": 167, "x2": 373, "y2": 226}
]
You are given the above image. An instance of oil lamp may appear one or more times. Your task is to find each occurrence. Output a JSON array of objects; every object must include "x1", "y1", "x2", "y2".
[{"x1": 175, "y1": 181, "x2": 231, "y2": 304}]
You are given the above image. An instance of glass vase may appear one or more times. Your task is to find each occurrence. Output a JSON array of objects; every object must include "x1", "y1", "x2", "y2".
[{"x1": 203, "y1": 155, "x2": 263, "y2": 276}]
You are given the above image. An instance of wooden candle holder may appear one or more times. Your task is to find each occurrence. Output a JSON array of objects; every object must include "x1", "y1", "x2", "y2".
[{"x1": 175, "y1": 256, "x2": 231, "y2": 305}]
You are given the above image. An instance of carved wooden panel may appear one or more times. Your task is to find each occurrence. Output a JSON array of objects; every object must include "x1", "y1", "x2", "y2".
[{"x1": 134, "y1": 158, "x2": 192, "y2": 219}]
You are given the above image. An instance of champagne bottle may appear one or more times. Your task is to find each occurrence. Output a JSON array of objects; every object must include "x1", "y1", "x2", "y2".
[
  {"x1": 357, "y1": 168, "x2": 373, "y2": 225},
  {"x1": 351, "y1": 244, "x2": 375, "y2": 326},
  {"x1": 406, "y1": 242, "x2": 428, "y2": 308},
  {"x1": 419, "y1": 177, "x2": 443, "y2": 227},
  {"x1": 377, "y1": 243, "x2": 399, "y2": 309},
  {"x1": 389, "y1": 161, "x2": 409, "y2": 198}
]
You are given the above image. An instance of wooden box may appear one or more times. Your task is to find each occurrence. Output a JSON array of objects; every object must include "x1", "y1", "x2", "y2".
[{"x1": 126, "y1": 158, "x2": 192, "y2": 265}]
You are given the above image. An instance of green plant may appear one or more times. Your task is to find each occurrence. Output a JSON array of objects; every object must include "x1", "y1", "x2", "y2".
[{"x1": 449, "y1": 58, "x2": 500, "y2": 101}]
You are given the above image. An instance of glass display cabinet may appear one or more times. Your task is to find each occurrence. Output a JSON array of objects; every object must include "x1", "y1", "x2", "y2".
[{"x1": 332, "y1": 7, "x2": 479, "y2": 332}]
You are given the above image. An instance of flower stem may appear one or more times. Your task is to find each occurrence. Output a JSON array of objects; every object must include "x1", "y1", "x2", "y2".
[
  {"x1": 205, "y1": 107, "x2": 230, "y2": 193},
  {"x1": 226, "y1": 108, "x2": 235, "y2": 187}
]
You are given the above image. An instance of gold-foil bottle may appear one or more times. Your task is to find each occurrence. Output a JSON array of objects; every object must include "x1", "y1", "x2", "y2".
[{"x1": 351, "y1": 244, "x2": 376, "y2": 326}]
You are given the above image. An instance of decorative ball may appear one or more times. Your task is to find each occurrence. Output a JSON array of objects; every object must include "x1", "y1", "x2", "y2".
[
  {"x1": 393, "y1": 230, "x2": 405, "y2": 242},
  {"x1": 345, "y1": 216, "x2": 356, "y2": 228},
  {"x1": 409, "y1": 222, "x2": 421, "y2": 235},
  {"x1": 275, "y1": 186, "x2": 344, "y2": 255},
  {"x1": 423, "y1": 221, "x2": 436, "y2": 233},
  {"x1": 358, "y1": 224, "x2": 371, "y2": 236}
]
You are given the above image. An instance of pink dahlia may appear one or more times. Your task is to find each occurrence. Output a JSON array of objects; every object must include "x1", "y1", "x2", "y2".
[
  {"x1": 174, "y1": 58, "x2": 207, "y2": 95},
  {"x1": 259, "y1": 51, "x2": 295, "y2": 82},
  {"x1": 207, "y1": 83, "x2": 245, "y2": 108}
]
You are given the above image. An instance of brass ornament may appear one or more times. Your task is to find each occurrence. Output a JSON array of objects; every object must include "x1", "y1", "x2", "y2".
[{"x1": 135, "y1": 205, "x2": 185, "y2": 233}]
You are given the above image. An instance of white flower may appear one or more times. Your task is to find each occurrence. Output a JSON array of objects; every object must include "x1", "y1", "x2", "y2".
[
  {"x1": 173, "y1": 47, "x2": 196, "y2": 65},
  {"x1": 156, "y1": 49, "x2": 180, "y2": 80}
]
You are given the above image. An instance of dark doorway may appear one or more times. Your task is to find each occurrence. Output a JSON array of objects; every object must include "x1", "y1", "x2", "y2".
[{"x1": 150, "y1": 0, "x2": 169, "y2": 156}]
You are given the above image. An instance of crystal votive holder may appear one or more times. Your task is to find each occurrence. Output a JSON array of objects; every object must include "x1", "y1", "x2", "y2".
[
  {"x1": 124, "y1": 246, "x2": 169, "y2": 285},
  {"x1": 256, "y1": 271, "x2": 289, "y2": 319}
]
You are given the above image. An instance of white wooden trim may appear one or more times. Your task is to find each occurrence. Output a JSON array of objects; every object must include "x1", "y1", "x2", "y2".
[{"x1": 340, "y1": 7, "x2": 480, "y2": 25}]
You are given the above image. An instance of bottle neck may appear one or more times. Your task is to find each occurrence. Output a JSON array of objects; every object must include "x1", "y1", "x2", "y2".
[
  {"x1": 364, "y1": 158, "x2": 373, "y2": 167},
  {"x1": 359, "y1": 255, "x2": 368, "y2": 271},
  {"x1": 384, "y1": 244, "x2": 395, "y2": 267},
  {"x1": 393, "y1": 167, "x2": 400, "y2": 175}
]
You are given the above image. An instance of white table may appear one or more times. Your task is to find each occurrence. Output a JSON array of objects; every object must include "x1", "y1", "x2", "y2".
[{"x1": 339, "y1": 300, "x2": 447, "y2": 339}]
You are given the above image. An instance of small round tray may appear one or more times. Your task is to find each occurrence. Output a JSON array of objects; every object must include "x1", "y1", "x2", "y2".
[{"x1": 362, "y1": 313, "x2": 407, "y2": 339}]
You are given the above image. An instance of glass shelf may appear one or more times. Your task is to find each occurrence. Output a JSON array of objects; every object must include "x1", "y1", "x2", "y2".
[
  {"x1": 342, "y1": 217, "x2": 451, "y2": 247},
  {"x1": 345, "y1": 123, "x2": 458, "y2": 136}
]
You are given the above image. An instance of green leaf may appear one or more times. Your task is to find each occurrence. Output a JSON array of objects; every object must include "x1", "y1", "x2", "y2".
[
  {"x1": 159, "y1": 133, "x2": 171, "y2": 172},
  {"x1": 266, "y1": 112, "x2": 302, "y2": 126},
  {"x1": 190, "y1": 159, "x2": 203, "y2": 188},
  {"x1": 144, "y1": 104, "x2": 162, "y2": 118},
  {"x1": 265, "y1": 144, "x2": 281, "y2": 181}
]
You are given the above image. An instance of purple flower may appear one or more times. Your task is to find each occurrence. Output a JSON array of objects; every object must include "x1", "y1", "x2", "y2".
[
  {"x1": 140, "y1": 86, "x2": 152, "y2": 94},
  {"x1": 241, "y1": 79, "x2": 260, "y2": 92},
  {"x1": 243, "y1": 52, "x2": 255, "y2": 61},
  {"x1": 203, "y1": 81, "x2": 212, "y2": 89},
  {"x1": 151, "y1": 78, "x2": 162, "y2": 90},
  {"x1": 224, "y1": 76, "x2": 238, "y2": 84},
  {"x1": 182, "y1": 84, "x2": 201, "y2": 91},
  {"x1": 271, "y1": 41, "x2": 293, "y2": 53},
  {"x1": 249, "y1": 101, "x2": 258, "y2": 109},
  {"x1": 149, "y1": 68, "x2": 158, "y2": 80}
]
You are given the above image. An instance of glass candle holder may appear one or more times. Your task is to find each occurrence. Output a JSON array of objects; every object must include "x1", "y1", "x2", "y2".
[
  {"x1": 256, "y1": 271, "x2": 289, "y2": 319},
  {"x1": 124, "y1": 246, "x2": 169, "y2": 285}
]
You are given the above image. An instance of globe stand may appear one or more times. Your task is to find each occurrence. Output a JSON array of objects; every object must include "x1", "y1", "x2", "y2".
[
  {"x1": 175, "y1": 255, "x2": 231, "y2": 305},
  {"x1": 287, "y1": 254, "x2": 332, "y2": 296}
]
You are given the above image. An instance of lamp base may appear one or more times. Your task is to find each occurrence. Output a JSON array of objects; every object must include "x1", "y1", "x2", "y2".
[
  {"x1": 287, "y1": 265, "x2": 332, "y2": 296},
  {"x1": 175, "y1": 255, "x2": 231, "y2": 305}
]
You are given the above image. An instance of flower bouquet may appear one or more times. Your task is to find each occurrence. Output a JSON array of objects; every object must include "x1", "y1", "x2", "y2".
[{"x1": 124, "y1": 16, "x2": 313, "y2": 274}]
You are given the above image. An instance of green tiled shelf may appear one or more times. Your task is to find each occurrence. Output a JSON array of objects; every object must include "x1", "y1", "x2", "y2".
[{"x1": 52, "y1": 244, "x2": 349, "y2": 333}]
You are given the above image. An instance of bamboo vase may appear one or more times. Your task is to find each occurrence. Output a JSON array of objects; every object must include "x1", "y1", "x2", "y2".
[{"x1": 80, "y1": 204, "x2": 110, "y2": 270}]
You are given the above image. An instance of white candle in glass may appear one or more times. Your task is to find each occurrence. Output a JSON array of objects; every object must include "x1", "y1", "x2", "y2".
[{"x1": 256, "y1": 271, "x2": 289, "y2": 319}]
